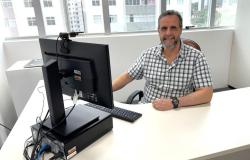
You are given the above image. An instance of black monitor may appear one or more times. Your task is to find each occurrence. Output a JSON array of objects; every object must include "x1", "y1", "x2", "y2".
[{"x1": 39, "y1": 37, "x2": 114, "y2": 137}]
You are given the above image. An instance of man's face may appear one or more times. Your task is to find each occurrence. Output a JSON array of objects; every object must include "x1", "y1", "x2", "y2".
[{"x1": 158, "y1": 15, "x2": 182, "y2": 49}]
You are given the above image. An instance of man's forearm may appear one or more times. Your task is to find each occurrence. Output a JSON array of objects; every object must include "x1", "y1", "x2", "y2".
[
  {"x1": 152, "y1": 86, "x2": 213, "y2": 111},
  {"x1": 178, "y1": 86, "x2": 213, "y2": 107}
]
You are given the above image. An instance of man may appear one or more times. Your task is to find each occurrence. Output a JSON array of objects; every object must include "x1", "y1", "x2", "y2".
[{"x1": 112, "y1": 10, "x2": 213, "y2": 111}]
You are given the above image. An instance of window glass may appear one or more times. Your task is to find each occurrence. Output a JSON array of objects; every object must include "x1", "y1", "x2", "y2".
[
  {"x1": 24, "y1": 0, "x2": 33, "y2": 8},
  {"x1": 40, "y1": 0, "x2": 67, "y2": 35},
  {"x1": 43, "y1": 0, "x2": 53, "y2": 7},
  {"x1": 0, "y1": 0, "x2": 38, "y2": 37},
  {"x1": 93, "y1": 15, "x2": 102, "y2": 24},
  {"x1": 214, "y1": 0, "x2": 237, "y2": 26},
  {"x1": 108, "y1": 0, "x2": 116, "y2": 6},
  {"x1": 1, "y1": 0, "x2": 12, "y2": 7},
  {"x1": 167, "y1": 0, "x2": 210, "y2": 28},
  {"x1": 82, "y1": 0, "x2": 104, "y2": 33},
  {"x1": 0, "y1": 0, "x2": 239, "y2": 38},
  {"x1": 27, "y1": 17, "x2": 36, "y2": 26},
  {"x1": 92, "y1": 0, "x2": 100, "y2": 6},
  {"x1": 46, "y1": 16, "x2": 55, "y2": 25},
  {"x1": 110, "y1": 0, "x2": 158, "y2": 33},
  {"x1": 110, "y1": 14, "x2": 117, "y2": 23},
  {"x1": 65, "y1": 0, "x2": 85, "y2": 32}
]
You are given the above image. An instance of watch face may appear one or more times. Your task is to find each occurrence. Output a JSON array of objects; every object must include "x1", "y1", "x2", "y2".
[{"x1": 171, "y1": 97, "x2": 179, "y2": 108}]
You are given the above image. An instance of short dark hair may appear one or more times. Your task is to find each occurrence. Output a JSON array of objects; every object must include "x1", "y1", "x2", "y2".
[{"x1": 158, "y1": 10, "x2": 183, "y2": 29}]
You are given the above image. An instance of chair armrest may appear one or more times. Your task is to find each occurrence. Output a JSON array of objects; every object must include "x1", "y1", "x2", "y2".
[{"x1": 126, "y1": 90, "x2": 144, "y2": 104}]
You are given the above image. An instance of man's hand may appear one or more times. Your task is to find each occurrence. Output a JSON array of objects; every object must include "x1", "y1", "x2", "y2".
[{"x1": 152, "y1": 97, "x2": 173, "y2": 111}]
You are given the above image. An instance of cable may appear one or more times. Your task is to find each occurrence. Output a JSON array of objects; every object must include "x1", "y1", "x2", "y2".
[
  {"x1": 30, "y1": 111, "x2": 49, "y2": 160},
  {"x1": 36, "y1": 143, "x2": 51, "y2": 160},
  {"x1": 24, "y1": 78, "x2": 79, "y2": 159},
  {"x1": 0, "y1": 122, "x2": 11, "y2": 131},
  {"x1": 37, "y1": 85, "x2": 46, "y2": 123}
]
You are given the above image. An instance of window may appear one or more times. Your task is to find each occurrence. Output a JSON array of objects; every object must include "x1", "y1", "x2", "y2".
[
  {"x1": 66, "y1": 0, "x2": 84, "y2": 32},
  {"x1": 108, "y1": 0, "x2": 116, "y2": 6},
  {"x1": 167, "y1": 0, "x2": 210, "y2": 28},
  {"x1": 4, "y1": 18, "x2": 16, "y2": 28},
  {"x1": 93, "y1": 15, "x2": 102, "y2": 24},
  {"x1": 46, "y1": 17, "x2": 55, "y2": 25},
  {"x1": 177, "y1": 0, "x2": 183, "y2": 5},
  {"x1": 0, "y1": 0, "x2": 12, "y2": 8},
  {"x1": 110, "y1": 15, "x2": 117, "y2": 23},
  {"x1": 43, "y1": 0, "x2": 52, "y2": 7},
  {"x1": 214, "y1": 0, "x2": 237, "y2": 26},
  {"x1": 122, "y1": 0, "x2": 156, "y2": 32},
  {"x1": 0, "y1": 0, "x2": 238, "y2": 38},
  {"x1": 128, "y1": 14, "x2": 134, "y2": 22},
  {"x1": 24, "y1": 0, "x2": 33, "y2": 7},
  {"x1": 27, "y1": 17, "x2": 36, "y2": 26},
  {"x1": 92, "y1": 0, "x2": 100, "y2": 6},
  {"x1": 125, "y1": 0, "x2": 140, "y2": 5}
]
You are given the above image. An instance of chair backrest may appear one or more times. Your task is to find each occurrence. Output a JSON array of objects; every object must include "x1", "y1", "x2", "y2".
[{"x1": 183, "y1": 38, "x2": 201, "y2": 51}]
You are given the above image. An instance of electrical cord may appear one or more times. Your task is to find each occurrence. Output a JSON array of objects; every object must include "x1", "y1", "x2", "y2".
[
  {"x1": 24, "y1": 100, "x2": 78, "y2": 160},
  {"x1": 37, "y1": 85, "x2": 45, "y2": 123},
  {"x1": 36, "y1": 143, "x2": 51, "y2": 160}
]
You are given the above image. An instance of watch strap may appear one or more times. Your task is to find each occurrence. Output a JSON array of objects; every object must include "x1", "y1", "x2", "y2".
[{"x1": 171, "y1": 97, "x2": 179, "y2": 109}]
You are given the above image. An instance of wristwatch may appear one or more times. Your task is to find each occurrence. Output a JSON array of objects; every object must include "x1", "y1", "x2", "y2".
[{"x1": 171, "y1": 97, "x2": 179, "y2": 109}]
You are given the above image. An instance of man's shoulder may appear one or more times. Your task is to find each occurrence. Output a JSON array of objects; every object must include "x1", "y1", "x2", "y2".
[
  {"x1": 182, "y1": 44, "x2": 205, "y2": 58},
  {"x1": 143, "y1": 44, "x2": 162, "y2": 56}
]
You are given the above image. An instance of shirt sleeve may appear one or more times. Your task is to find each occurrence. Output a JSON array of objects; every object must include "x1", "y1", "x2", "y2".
[
  {"x1": 193, "y1": 53, "x2": 213, "y2": 88},
  {"x1": 127, "y1": 52, "x2": 145, "y2": 80}
]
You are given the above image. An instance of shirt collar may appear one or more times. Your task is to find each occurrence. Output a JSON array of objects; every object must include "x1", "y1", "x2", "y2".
[{"x1": 157, "y1": 39, "x2": 186, "y2": 59}]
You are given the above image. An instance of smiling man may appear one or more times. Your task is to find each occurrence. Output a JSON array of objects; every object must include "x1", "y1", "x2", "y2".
[{"x1": 112, "y1": 10, "x2": 213, "y2": 111}]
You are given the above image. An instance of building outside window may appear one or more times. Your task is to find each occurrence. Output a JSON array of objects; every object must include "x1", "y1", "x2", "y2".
[
  {"x1": 214, "y1": 0, "x2": 237, "y2": 26},
  {"x1": 27, "y1": 17, "x2": 36, "y2": 26},
  {"x1": 93, "y1": 15, "x2": 102, "y2": 24},
  {"x1": 43, "y1": 0, "x2": 53, "y2": 7},
  {"x1": 128, "y1": 14, "x2": 134, "y2": 22},
  {"x1": 109, "y1": 15, "x2": 117, "y2": 23},
  {"x1": 125, "y1": 0, "x2": 140, "y2": 5},
  {"x1": 0, "y1": 0, "x2": 12, "y2": 7},
  {"x1": 109, "y1": 0, "x2": 116, "y2": 6},
  {"x1": 92, "y1": 0, "x2": 100, "y2": 6},
  {"x1": 24, "y1": 0, "x2": 33, "y2": 8},
  {"x1": 46, "y1": 16, "x2": 55, "y2": 25}
]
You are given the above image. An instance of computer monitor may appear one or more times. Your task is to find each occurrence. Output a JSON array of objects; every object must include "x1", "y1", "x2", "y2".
[{"x1": 39, "y1": 37, "x2": 114, "y2": 137}]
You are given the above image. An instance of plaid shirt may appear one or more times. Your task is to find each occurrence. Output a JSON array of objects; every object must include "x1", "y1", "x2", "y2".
[{"x1": 128, "y1": 40, "x2": 213, "y2": 103}]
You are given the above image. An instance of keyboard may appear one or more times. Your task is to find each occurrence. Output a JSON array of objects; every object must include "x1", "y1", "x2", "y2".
[{"x1": 85, "y1": 103, "x2": 142, "y2": 122}]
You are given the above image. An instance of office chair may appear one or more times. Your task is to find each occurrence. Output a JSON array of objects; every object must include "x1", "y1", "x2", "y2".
[{"x1": 125, "y1": 38, "x2": 201, "y2": 104}]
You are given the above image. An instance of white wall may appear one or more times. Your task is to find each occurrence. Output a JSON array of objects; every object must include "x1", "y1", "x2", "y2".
[
  {"x1": 4, "y1": 29, "x2": 233, "y2": 103},
  {"x1": 0, "y1": 12, "x2": 17, "y2": 147},
  {"x1": 228, "y1": 0, "x2": 250, "y2": 88}
]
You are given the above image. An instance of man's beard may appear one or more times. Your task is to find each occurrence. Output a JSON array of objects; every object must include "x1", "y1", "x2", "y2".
[{"x1": 161, "y1": 37, "x2": 178, "y2": 49}]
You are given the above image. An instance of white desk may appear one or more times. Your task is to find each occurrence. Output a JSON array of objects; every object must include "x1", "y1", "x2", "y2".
[{"x1": 1, "y1": 81, "x2": 250, "y2": 160}]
